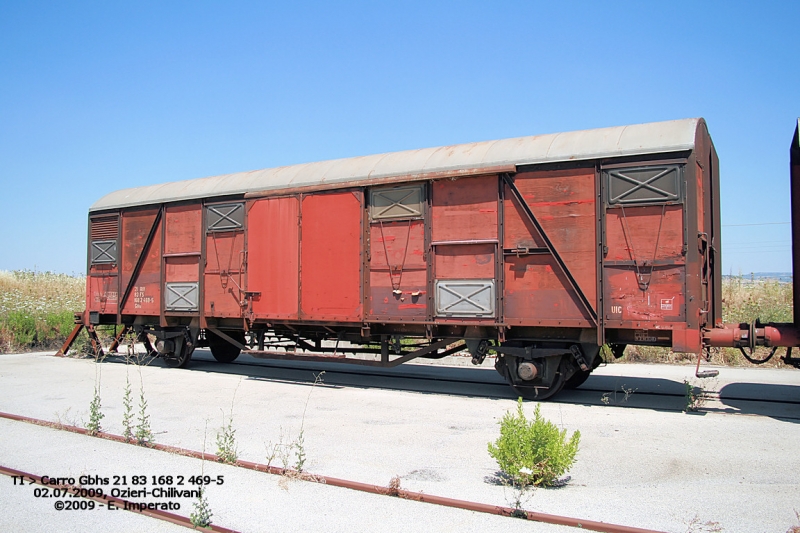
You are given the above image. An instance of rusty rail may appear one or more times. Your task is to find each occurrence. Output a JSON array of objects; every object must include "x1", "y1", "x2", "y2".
[
  {"x1": 0, "y1": 410, "x2": 665, "y2": 533},
  {"x1": 0, "y1": 464, "x2": 239, "y2": 532}
]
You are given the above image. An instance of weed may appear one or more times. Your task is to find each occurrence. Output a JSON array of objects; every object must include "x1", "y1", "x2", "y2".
[
  {"x1": 190, "y1": 487, "x2": 213, "y2": 528},
  {"x1": 488, "y1": 398, "x2": 580, "y2": 487},
  {"x1": 685, "y1": 514, "x2": 723, "y2": 532},
  {"x1": 265, "y1": 429, "x2": 291, "y2": 470},
  {"x1": 683, "y1": 377, "x2": 717, "y2": 413},
  {"x1": 293, "y1": 371, "x2": 325, "y2": 472},
  {"x1": 135, "y1": 378, "x2": 153, "y2": 446},
  {"x1": 787, "y1": 509, "x2": 800, "y2": 533},
  {"x1": 600, "y1": 384, "x2": 637, "y2": 405},
  {"x1": 86, "y1": 385, "x2": 104, "y2": 436},
  {"x1": 506, "y1": 475, "x2": 534, "y2": 518},
  {"x1": 293, "y1": 429, "x2": 306, "y2": 472},
  {"x1": 265, "y1": 371, "x2": 325, "y2": 482},
  {"x1": 191, "y1": 421, "x2": 214, "y2": 529},
  {"x1": 216, "y1": 409, "x2": 238, "y2": 464},
  {"x1": 216, "y1": 381, "x2": 241, "y2": 465},
  {"x1": 122, "y1": 373, "x2": 134, "y2": 442},
  {"x1": 53, "y1": 407, "x2": 79, "y2": 428},
  {"x1": 385, "y1": 475, "x2": 402, "y2": 497}
]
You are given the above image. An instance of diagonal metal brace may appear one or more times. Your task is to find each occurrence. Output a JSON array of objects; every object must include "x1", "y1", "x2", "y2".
[
  {"x1": 501, "y1": 173, "x2": 597, "y2": 324},
  {"x1": 119, "y1": 206, "x2": 163, "y2": 315}
]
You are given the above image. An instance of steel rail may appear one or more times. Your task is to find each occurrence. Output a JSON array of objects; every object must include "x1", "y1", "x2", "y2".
[
  {"x1": 0, "y1": 410, "x2": 662, "y2": 533},
  {"x1": 0, "y1": 464, "x2": 239, "y2": 533},
  {"x1": 184, "y1": 355, "x2": 800, "y2": 407}
]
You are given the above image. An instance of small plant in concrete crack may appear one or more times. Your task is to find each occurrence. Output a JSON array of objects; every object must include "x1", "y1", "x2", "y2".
[
  {"x1": 191, "y1": 421, "x2": 214, "y2": 529},
  {"x1": 265, "y1": 428, "x2": 291, "y2": 470},
  {"x1": 122, "y1": 373, "x2": 134, "y2": 442},
  {"x1": 216, "y1": 381, "x2": 241, "y2": 464},
  {"x1": 683, "y1": 379, "x2": 709, "y2": 412},
  {"x1": 601, "y1": 383, "x2": 637, "y2": 405},
  {"x1": 135, "y1": 379, "x2": 153, "y2": 446},
  {"x1": 292, "y1": 429, "x2": 306, "y2": 472},
  {"x1": 293, "y1": 371, "x2": 325, "y2": 472},
  {"x1": 786, "y1": 509, "x2": 800, "y2": 533},
  {"x1": 86, "y1": 384, "x2": 104, "y2": 436},
  {"x1": 53, "y1": 407, "x2": 79, "y2": 429},
  {"x1": 216, "y1": 409, "x2": 238, "y2": 464},
  {"x1": 685, "y1": 514, "x2": 723, "y2": 532},
  {"x1": 191, "y1": 488, "x2": 213, "y2": 528},
  {"x1": 385, "y1": 475, "x2": 402, "y2": 496},
  {"x1": 488, "y1": 398, "x2": 580, "y2": 487},
  {"x1": 506, "y1": 472, "x2": 534, "y2": 519}
]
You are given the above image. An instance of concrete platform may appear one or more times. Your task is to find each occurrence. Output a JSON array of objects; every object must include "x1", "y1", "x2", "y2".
[{"x1": 1, "y1": 351, "x2": 799, "y2": 532}]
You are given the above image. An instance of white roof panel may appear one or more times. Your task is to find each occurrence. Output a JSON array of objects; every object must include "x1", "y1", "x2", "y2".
[{"x1": 90, "y1": 118, "x2": 701, "y2": 212}]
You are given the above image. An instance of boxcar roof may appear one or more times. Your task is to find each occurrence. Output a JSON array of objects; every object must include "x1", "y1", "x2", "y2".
[{"x1": 90, "y1": 117, "x2": 703, "y2": 212}]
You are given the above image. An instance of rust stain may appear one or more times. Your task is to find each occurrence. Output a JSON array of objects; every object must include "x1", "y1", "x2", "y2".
[{"x1": 528, "y1": 199, "x2": 594, "y2": 208}]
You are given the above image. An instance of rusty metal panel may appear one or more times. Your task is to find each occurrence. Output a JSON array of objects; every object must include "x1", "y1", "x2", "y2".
[
  {"x1": 370, "y1": 185, "x2": 424, "y2": 220},
  {"x1": 86, "y1": 215, "x2": 120, "y2": 315},
  {"x1": 605, "y1": 205, "x2": 685, "y2": 263},
  {"x1": 369, "y1": 269, "x2": 427, "y2": 318},
  {"x1": 435, "y1": 279, "x2": 495, "y2": 317},
  {"x1": 431, "y1": 176, "x2": 498, "y2": 242},
  {"x1": 434, "y1": 244, "x2": 495, "y2": 279},
  {"x1": 204, "y1": 231, "x2": 245, "y2": 318},
  {"x1": 119, "y1": 210, "x2": 161, "y2": 316},
  {"x1": 509, "y1": 170, "x2": 598, "y2": 310},
  {"x1": 604, "y1": 266, "x2": 686, "y2": 323},
  {"x1": 165, "y1": 204, "x2": 202, "y2": 254},
  {"x1": 504, "y1": 255, "x2": 588, "y2": 322},
  {"x1": 165, "y1": 256, "x2": 199, "y2": 283},
  {"x1": 604, "y1": 181, "x2": 686, "y2": 326},
  {"x1": 91, "y1": 119, "x2": 701, "y2": 212},
  {"x1": 368, "y1": 219, "x2": 426, "y2": 320},
  {"x1": 163, "y1": 205, "x2": 201, "y2": 313},
  {"x1": 300, "y1": 191, "x2": 363, "y2": 321},
  {"x1": 248, "y1": 197, "x2": 300, "y2": 319},
  {"x1": 86, "y1": 266, "x2": 118, "y2": 315}
]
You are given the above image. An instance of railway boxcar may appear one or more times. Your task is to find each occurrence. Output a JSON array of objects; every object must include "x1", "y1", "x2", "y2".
[{"x1": 60, "y1": 118, "x2": 800, "y2": 399}]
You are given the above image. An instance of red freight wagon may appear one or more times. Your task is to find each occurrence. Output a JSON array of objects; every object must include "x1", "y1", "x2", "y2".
[{"x1": 61, "y1": 118, "x2": 800, "y2": 399}]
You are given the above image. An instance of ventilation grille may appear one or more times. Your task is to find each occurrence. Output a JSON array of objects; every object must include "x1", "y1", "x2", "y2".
[{"x1": 90, "y1": 216, "x2": 119, "y2": 240}]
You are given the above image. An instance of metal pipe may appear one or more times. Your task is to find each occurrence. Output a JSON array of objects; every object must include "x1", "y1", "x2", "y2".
[{"x1": 703, "y1": 322, "x2": 800, "y2": 348}]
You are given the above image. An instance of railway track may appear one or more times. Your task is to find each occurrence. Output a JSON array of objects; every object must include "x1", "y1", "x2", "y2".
[
  {"x1": 0, "y1": 411, "x2": 664, "y2": 533},
  {"x1": 112, "y1": 351, "x2": 800, "y2": 417}
]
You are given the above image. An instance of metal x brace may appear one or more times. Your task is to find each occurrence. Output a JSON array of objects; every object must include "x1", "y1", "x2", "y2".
[
  {"x1": 609, "y1": 168, "x2": 675, "y2": 203},
  {"x1": 440, "y1": 284, "x2": 491, "y2": 313}
]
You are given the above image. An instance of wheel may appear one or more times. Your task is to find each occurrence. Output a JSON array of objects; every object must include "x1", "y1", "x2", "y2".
[
  {"x1": 563, "y1": 353, "x2": 602, "y2": 390},
  {"x1": 495, "y1": 355, "x2": 567, "y2": 401},
  {"x1": 513, "y1": 374, "x2": 566, "y2": 401},
  {"x1": 563, "y1": 369, "x2": 591, "y2": 390},
  {"x1": 207, "y1": 330, "x2": 244, "y2": 363},
  {"x1": 163, "y1": 338, "x2": 194, "y2": 369}
]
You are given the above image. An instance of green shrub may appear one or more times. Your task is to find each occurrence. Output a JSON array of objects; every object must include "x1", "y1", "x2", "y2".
[{"x1": 488, "y1": 399, "x2": 580, "y2": 487}]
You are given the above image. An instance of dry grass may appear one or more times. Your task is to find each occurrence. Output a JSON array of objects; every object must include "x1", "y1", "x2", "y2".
[
  {"x1": 0, "y1": 271, "x2": 795, "y2": 367},
  {"x1": 0, "y1": 270, "x2": 85, "y2": 353}
]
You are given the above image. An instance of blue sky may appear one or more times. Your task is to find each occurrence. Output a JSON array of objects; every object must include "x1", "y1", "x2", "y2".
[{"x1": 1, "y1": 1, "x2": 798, "y2": 275}]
